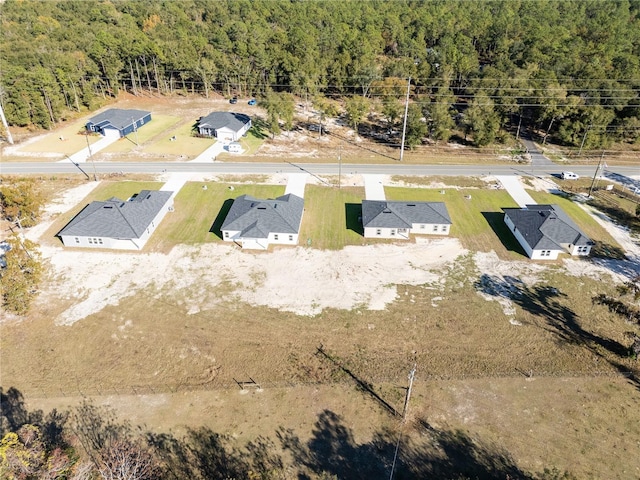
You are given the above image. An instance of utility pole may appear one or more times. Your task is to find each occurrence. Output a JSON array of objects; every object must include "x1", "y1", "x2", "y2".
[
  {"x1": 588, "y1": 151, "x2": 605, "y2": 198},
  {"x1": 85, "y1": 133, "x2": 97, "y2": 181},
  {"x1": 389, "y1": 363, "x2": 417, "y2": 480},
  {"x1": 131, "y1": 117, "x2": 139, "y2": 145},
  {"x1": 399, "y1": 77, "x2": 411, "y2": 162}
]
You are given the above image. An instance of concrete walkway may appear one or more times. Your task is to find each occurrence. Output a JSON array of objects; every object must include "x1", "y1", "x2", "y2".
[
  {"x1": 160, "y1": 173, "x2": 195, "y2": 199},
  {"x1": 285, "y1": 173, "x2": 309, "y2": 198},
  {"x1": 364, "y1": 174, "x2": 386, "y2": 200},
  {"x1": 189, "y1": 141, "x2": 226, "y2": 163},
  {"x1": 495, "y1": 175, "x2": 537, "y2": 208}
]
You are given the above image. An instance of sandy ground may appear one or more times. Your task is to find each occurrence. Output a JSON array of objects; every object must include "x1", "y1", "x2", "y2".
[{"x1": 15, "y1": 174, "x2": 639, "y2": 328}]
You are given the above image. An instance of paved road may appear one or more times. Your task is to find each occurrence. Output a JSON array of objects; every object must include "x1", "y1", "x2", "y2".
[
  {"x1": 2, "y1": 161, "x2": 638, "y2": 179},
  {"x1": 519, "y1": 135, "x2": 556, "y2": 167}
]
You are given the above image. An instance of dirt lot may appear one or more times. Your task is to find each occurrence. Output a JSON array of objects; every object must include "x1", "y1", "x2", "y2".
[{"x1": 1, "y1": 169, "x2": 640, "y2": 477}]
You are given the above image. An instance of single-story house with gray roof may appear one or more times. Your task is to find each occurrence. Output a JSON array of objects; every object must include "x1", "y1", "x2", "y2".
[
  {"x1": 198, "y1": 112, "x2": 251, "y2": 142},
  {"x1": 362, "y1": 200, "x2": 452, "y2": 239},
  {"x1": 57, "y1": 190, "x2": 173, "y2": 250},
  {"x1": 221, "y1": 193, "x2": 304, "y2": 250},
  {"x1": 85, "y1": 108, "x2": 151, "y2": 138},
  {"x1": 503, "y1": 204, "x2": 593, "y2": 260}
]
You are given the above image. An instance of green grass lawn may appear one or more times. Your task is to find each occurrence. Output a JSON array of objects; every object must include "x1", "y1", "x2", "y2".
[
  {"x1": 18, "y1": 121, "x2": 102, "y2": 155},
  {"x1": 385, "y1": 187, "x2": 523, "y2": 257},
  {"x1": 142, "y1": 120, "x2": 216, "y2": 157},
  {"x1": 149, "y1": 182, "x2": 285, "y2": 251},
  {"x1": 100, "y1": 115, "x2": 181, "y2": 153},
  {"x1": 298, "y1": 185, "x2": 366, "y2": 250}
]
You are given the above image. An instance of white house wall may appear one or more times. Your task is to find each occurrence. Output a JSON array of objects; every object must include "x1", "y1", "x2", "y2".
[
  {"x1": 364, "y1": 227, "x2": 410, "y2": 239},
  {"x1": 504, "y1": 213, "x2": 562, "y2": 260},
  {"x1": 364, "y1": 224, "x2": 449, "y2": 239},
  {"x1": 222, "y1": 231, "x2": 299, "y2": 249}
]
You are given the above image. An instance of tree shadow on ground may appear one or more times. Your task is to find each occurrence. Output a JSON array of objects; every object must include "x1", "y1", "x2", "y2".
[
  {"x1": 473, "y1": 274, "x2": 639, "y2": 390},
  {"x1": 209, "y1": 198, "x2": 234, "y2": 239},
  {"x1": 147, "y1": 429, "x2": 283, "y2": 480},
  {"x1": 278, "y1": 409, "x2": 533, "y2": 480},
  {"x1": 345, "y1": 203, "x2": 364, "y2": 236},
  {"x1": 475, "y1": 274, "x2": 629, "y2": 358},
  {"x1": 0, "y1": 386, "x2": 69, "y2": 451},
  {"x1": 481, "y1": 212, "x2": 528, "y2": 256}
]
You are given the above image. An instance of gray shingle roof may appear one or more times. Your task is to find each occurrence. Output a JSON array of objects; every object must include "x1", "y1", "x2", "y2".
[
  {"x1": 58, "y1": 190, "x2": 173, "y2": 239},
  {"x1": 221, "y1": 194, "x2": 304, "y2": 238},
  {"x1": 503, "y1": 204, "x2": 592, "y2": 250},
  {"x1": 198, "y1": 112, "x2": 251, "y2": 132},
  {"x1": 362, "y1": 200, "x2": 452, "y2": 228},
  {"x1": 87, "y1": 109, "x2": 150, "y2": 131}
]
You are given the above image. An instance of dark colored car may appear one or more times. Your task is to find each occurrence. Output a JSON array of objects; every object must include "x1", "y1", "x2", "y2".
[{"x1": 229, "y1": 97, "x2": 238, "y2": 104}]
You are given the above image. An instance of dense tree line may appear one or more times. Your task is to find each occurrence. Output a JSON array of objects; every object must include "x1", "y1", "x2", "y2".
[{"x1": 1, "y1": 0, "x2": 639, "y2": 148}]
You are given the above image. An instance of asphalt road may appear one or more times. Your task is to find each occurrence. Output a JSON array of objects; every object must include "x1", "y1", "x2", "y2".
[{"x1": 1, "y1": 160, "x2": 637, "y2": 179}]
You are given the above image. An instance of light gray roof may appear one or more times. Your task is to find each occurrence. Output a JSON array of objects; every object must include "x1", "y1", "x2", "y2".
[
  {"x1": 87, "y1": 109, "x2": 150, "y2": 130},
  {"x1": 503, "y1": 204, "x2": 593, "y2": 251},
  {"x1": 58, "y1": 190, "x2": 173, "y2": 239},
  {"x1": 362, "y1": 200, "x2": 452, "y2": 229},
  {"x1": 221, "y1": 194, "x2": 304, "y2": 238},
  {"x1": 198, "y1": 112, "x2": 251, "y2": 132}
]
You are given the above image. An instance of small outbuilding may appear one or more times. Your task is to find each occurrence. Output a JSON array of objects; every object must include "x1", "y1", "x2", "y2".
[
  {"x1": 198, "y1": 112, "x2": 251, "y2": 142},
  {"x1": 57, "y1": 190, "x2": 173, "y2": 250},
  {"x1": 221, "y1": 194, "x2": 304, "y2": 250},
  {"x1": 503, "y1": 204, "x2": 594, "y2": 260},
  {"x1": 361, "y1": 200, "x2": 452, "y2": 239},
  {"x1": 85, "y1": 108, "x2": 151, "y2": 138}
]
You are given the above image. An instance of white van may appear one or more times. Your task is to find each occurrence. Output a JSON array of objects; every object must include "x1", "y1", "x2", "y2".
[{"x1": 561, "y1": 171, "x2": 579, "y2": 180}]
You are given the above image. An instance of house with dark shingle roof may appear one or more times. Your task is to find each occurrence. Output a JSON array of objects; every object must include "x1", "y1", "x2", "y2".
[
  {"x1": 221, "y1": 194, "x2": 304, "y2": 249},
  {"x1": 85, "y1": 109, "x2": 152, "y2": 138},
  {"x1": 57, "y1": 190, "x2": 173, "y2": 250},
  {"x1": 503, "y1": 204, "x2": 593, "y2": 260},
  {"x1": 361, "y1": 200, "x2": 452, "y2": 239},
  {"x1": 198, "y1": 112, "x2": 251, "y2": 142}
]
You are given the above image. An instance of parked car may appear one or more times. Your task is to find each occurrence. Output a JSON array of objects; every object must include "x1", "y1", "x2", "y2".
[
  {"x1": 229, "y1": 97, "x2": 238, "y2": 104},
  {"x1": 561, "y1": 171, "x2": 579, "y2": 180},
  {"x1": 248, "y1": 98, "x2": 257, "y2": 106}
]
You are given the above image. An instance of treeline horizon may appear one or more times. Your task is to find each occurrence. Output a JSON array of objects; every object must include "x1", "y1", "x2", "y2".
[{"x1": 1, "y1": 0, "x2": 640, "y2": 148}]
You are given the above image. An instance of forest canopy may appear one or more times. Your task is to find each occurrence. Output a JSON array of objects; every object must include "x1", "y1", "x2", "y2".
[{"x1": 1, "y1": 0, "x2": 639, "y2": 148}]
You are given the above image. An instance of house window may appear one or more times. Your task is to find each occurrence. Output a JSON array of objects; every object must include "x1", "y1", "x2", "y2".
[
  {"x1": 98, "y1": 238, "x2": 103, "y2": 244},
  {"x1": 442, "y1": 226, "x2": 448, "y2": 232},
  {"x1": 75, "y1": 237, "x2": 79, "y2": 244},
  {"x1": 289, "y1": 235, "x2": 293, "y2": 241},
  {"x1": 376, "y1": 229, "x2": 381, "y2": 236},
  {"x1": 433, "y1": 225, "x2": 438, "y2": 232},
  {"x1": 274, "y1": 234, "x2": 279, "y2": 240},
  {"x1": 541, "y1": 250, "x2": 551, "y2": 257},
  {"x1": 420, "y1": 224, "x2": 425, "y2": 229},
  {"x1": 390, "y1": 230, "x2": 396, "y2": 236},
  {"x1": 88, "y1": 238, "x2": 93, "y2": 244},
  {"x1": 224, "y1": 231, "x2": 229, "y2": 238}
]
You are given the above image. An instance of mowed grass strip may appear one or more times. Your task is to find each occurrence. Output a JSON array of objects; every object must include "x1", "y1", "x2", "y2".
[
  {"x1": 298, "y1": 185, "x2": 366, "y2": 250},
  {"x1": 149, "y1": 182, "x2": 286, "y2": 250},
  {"x1": 385, "y1": 187, "x2": 522, "y2": 258}
]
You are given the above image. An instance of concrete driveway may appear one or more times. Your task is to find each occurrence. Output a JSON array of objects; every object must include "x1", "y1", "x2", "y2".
[
  {"x1": 495, "y1": 175, "x2": 537, "y2": 208},
  {"x1": 189, "y1": 141, "x2": 226, "y2": 163},
  {"x1": 62, "y1": 129, "x2": 120, "y2": 164},
  {"x1": 364, "y1": 174, "x2": 386, "y2": 200},
  {"x1": 285, "y1": 173, "x2": 309, "y2": 198}
]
